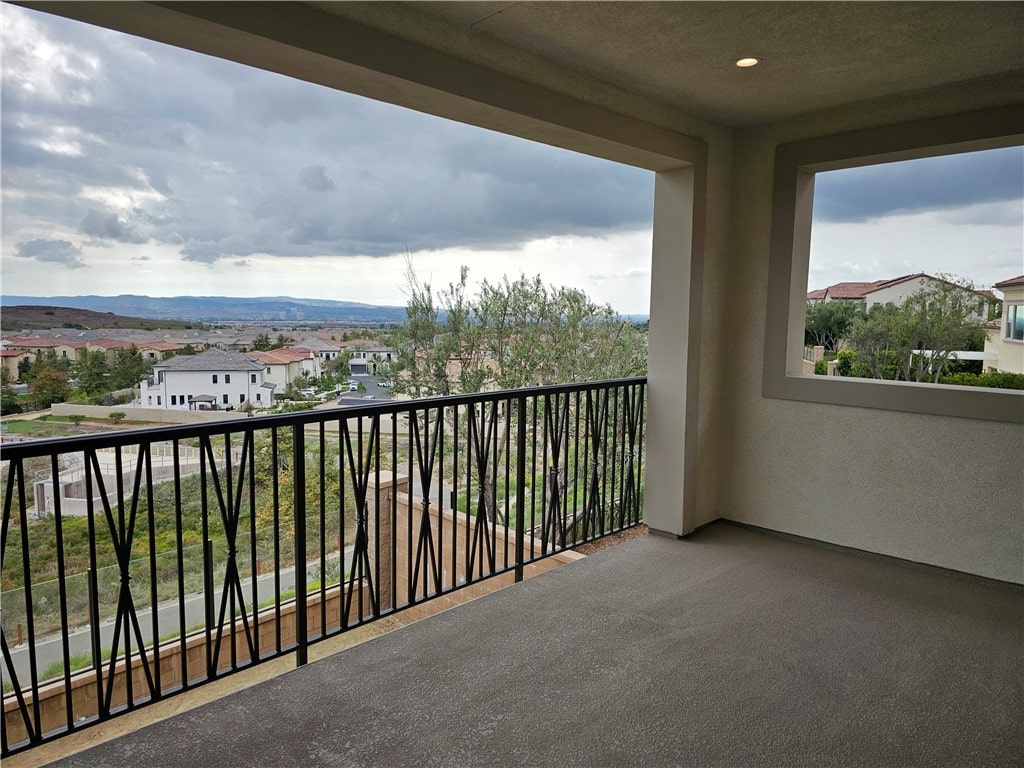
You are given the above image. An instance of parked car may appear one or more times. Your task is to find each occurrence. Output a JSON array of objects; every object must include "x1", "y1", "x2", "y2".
[
  {"x1": 300, "y1": 388, "x2": 316, "y2": 397},
  {"x1": 378, "y1": 381, "x2": 390, "y2": 388},
  {"x1": 348, "y1": 382, "x2": 359, "y2": 391}
]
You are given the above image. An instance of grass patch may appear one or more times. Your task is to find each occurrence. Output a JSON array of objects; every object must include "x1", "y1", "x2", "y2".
[{"x1": 40, "y1": 652, "x2": 97, "y2": 681}]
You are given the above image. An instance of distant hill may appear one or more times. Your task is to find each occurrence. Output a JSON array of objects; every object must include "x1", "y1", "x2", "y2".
[
  {"x1": 1, "y1": 295, "x2": 408, "y2": 324},
  {"x1": 0, "y1": 304, "x2": 198, "y2": 332}
]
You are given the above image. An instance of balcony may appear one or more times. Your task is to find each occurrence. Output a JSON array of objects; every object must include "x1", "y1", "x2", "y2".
[
  {"x1": 4, "y1": 2, "x2": 1022, "y2": 765},
  {"x1": 16, "y1": 520, "x2": 1024, "y2": 767},
  {"x1": 1, "y1": 379, "x2": 646, "y2": 758}
]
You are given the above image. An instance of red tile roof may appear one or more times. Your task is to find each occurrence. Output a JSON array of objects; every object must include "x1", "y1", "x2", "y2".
[
  {"x1": 823, "y1": 281, "x2": 882, "y2": 300},
  {"x1": 994, "y1": 275, "x2": 1024, "y2": 289},
  {"x1": 806, "y1": 288, "x2": 827, "y2": 300},
  {"x1": 866, "y1": 273, "x2": 928, "y2": 292},
  {"x1": 1, "y1": 337, "x2": 87, "y2": 349}
]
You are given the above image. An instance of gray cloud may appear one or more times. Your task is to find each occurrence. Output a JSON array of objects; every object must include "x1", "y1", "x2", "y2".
[
  {"x1": 814, "y1": 147, "x2": 1024, "y2": 222},
  {"x1": 15, "y1": 238, "x2": 87, "y2": 268},
  {"x1": 79, "y1": 208, "x2": 147, "y2": 243},
  {"x1": 1, "y1": 5, "x2": 654, "y2": 271},
  {"x1": 299, "y1": 165, "x2": 335, "y2": 192}
]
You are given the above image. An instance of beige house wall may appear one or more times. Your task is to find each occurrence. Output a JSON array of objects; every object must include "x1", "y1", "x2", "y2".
[
  {"x1": 984, "y1": 284, "x2": 1024, "y2": 374},
  {"x1": 718, "y1": 77, "x2": 1024, "y2": 583}
]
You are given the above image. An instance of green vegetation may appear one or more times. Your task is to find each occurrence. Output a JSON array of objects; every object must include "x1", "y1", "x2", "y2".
[
  {"x1": 389, "y1": 263, "x2": 647, "y2": 398},
  {"x1": 938, "y1": 371, "x2": 1024, "y2": 389},
  {"x1": 805, "y1": 300, "x2": 861, "y2": 352},
  {"x1": 808, "y1": 278, "x2": 988, "y2": 383},
  {"x1": 1, "y1": 368, "x2": 20, "y2": 415}
]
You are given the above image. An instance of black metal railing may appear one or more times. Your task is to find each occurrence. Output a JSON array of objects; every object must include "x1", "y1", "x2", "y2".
[{"x1": 0, "y1": 378, "x2": 646, "y2": 756}]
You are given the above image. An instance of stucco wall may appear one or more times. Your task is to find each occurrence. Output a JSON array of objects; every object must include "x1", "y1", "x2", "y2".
[
  {"x1": 716, "y1": 75, "x2": 1024, "y2": 582},
  {"x1": 51, "y1": 403, "x2": 249, "y2": 424}
]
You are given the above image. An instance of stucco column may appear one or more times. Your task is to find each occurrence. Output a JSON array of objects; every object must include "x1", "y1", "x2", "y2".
[{"x1": 644, "y1": 163, "x2": 705, "y2": 536}]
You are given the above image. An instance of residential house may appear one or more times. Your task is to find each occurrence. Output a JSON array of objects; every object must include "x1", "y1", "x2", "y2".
[
  {"x1": 140, "y1": 347, "x2": 275, "y2": 410},
  {"x1": 0, "y1": 336, "x2": 87, "y2": 364},
  {"x1": 808, "y1": 273, "x2": 989, "y2": 313},
  {"x1": 248, "y1": 348, "x2": 316, "y2": 389},
  {"x1": 85, "y1": 337, "x2": 134, "y2": 362},
  {"x1": 349, "y1": 345, "x2": 396, "y2": 376},
  {"x1": 983, "y1": 275, "x2": 1024, "y2": 374},
  {"x1": 293, "y1": 337, "x2": 341, "y2": 363},
  {"x1": 137, "y1": 341, "x2": 186, "y2": 362},
  {"x1": 0, "y1": 349, "x2": 29, "y2": 382}
]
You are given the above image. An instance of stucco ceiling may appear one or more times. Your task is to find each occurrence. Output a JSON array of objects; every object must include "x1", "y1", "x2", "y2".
[{"x1": 311, "y1": 1, "x2": 1024, "y2": 128}]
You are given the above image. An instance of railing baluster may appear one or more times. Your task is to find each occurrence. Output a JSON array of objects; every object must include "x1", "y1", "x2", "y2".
[
  {"x1": 292, "y1": 424, "x2": 307, "y2": 667},
  {"x1": 49, "y1": 454, "x2": 74, "y2": 731},
  {"x1": 515, "y1": 395, "x2": 527, "y2": 582}
]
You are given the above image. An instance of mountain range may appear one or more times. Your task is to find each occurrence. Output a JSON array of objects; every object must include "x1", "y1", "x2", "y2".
[{"x1": 1, "y1": 295, "x2": 408, "y2": 324}]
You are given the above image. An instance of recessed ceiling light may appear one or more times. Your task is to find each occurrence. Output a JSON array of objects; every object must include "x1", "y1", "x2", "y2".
[{"x1": 735, "y1": 57, "x2": 761, "y2": 68}]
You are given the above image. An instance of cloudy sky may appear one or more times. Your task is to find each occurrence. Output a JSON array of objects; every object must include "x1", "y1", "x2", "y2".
[
  {"x1": 2, "y1": 6, "x2": 1022, "y2": 315},
  {"x1": 810, "y1": 148, "x2": 1023, "y2": 293}
]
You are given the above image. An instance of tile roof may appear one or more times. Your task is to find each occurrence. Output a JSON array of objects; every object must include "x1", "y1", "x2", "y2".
[
  {"x1": 88, "y1": 338, "x2": 134, "y2": 350},
  {"x1": 158, "y1": 347, "x2": 265, "y2": 372},
  {"x1": 823, "y1": 281, "x2": 882, "y2": 300},
  {"x1": 1, "y1": 337, "x2": 88, "y2": 349},
  {"x1": 293, "y1": 338, "x2": 340, "y2": 352},
  {"x1": 806, "y1": 288, "x2": 827, "y2": 300},
  {"x1": 994, "y1": 275, "x2": 1024, "y2": 289},
  {"x1": 275, "y1": 347, "x2": 318, "y2": 362},
  {"x1": 138, "y1": 341, "x2": 185, "y2": 351}
]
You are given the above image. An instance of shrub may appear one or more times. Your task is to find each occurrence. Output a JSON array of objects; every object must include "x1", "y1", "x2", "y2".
[
  {"x1": 108, "y1": 411, "x2": 126, "y2": 423},
  {"x1": 938, "y1": 372, "x2": 1024, "y2": 390},
  {"x1": 813, "y1": 359, "x2": 828, "y2": 375},
  {"x1": 836, "y1": 349, "x2": 856, "y2": 377}
]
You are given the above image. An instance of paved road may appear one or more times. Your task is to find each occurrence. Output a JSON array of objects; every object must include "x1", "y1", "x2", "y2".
[{"x1": 4, "y1": 547, "x2": 355, "y2": 686}]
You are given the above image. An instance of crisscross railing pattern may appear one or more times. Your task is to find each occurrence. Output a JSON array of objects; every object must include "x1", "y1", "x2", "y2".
[{"x1": 1, "y1": 378, "x2": 645, "y2": 757}]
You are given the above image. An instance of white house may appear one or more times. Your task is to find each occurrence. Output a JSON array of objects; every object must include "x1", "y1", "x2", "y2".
[
  {"x1": 349, "y1": 346, "x2": 396, "y2": 376},
  {"x1": 248, "y1": 348, "x2": 315, "y2": 389},
  {"x1": 809, "y1": 273, "x2": 989, "y2": 315},
  {"x1": 983, "y1": 275, "x2": 1024, "y2": 374},
  {"x1": 293, "y1": 338, "x2": 341, "y2": 363},
  {"x1": 140, "y1": 348, "x2": 275, "y2": 410}
]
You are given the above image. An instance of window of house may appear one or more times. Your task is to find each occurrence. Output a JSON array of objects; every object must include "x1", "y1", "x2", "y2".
[
  {"x1": 212, "y1": 374, "x2": 218, "y2": 384},
  {"x1": 763, "y1": 105, "x2": 1022, "y2": 423},
  {"x1": 250, "y1": 373, "x2": 257, "y2": 383},
  {"x1": 239, "y1": 393, "x2": 244, "y2": 403},
  {"x1": 157, "y1": 396, "x2": 161, "y2": 405},
  {"x1": 171, "y1": 395, "x2": 176, "y2": 405},
  {"x1": 225, "y1": 374, "x2": 231, "y2": 383},
  {"x1": 1006, "y1": 304, "x2": 1024, "y2": 341},
  {"x1": 222, "y1": 394, "x2": 228, "y2": 404},
  {"x1": 256, "y1": 393, "x2": 261, "y2": 401}
]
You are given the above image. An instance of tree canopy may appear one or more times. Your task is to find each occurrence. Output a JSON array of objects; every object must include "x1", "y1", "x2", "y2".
[
  {"x1": 845, "y1": 277, "x2": 986, "y2": 383},
  {"x1": 388, "y1": 264, "x2": 647, "y2": 398},
  {"x1": 804, "y1": 300, "x2": 863, "y2": 351}
]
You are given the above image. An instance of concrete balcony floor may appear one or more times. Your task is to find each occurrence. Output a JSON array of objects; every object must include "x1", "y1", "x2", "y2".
[{"x1": 50, "y1": 522, "x2": 1022, "y2": 767}]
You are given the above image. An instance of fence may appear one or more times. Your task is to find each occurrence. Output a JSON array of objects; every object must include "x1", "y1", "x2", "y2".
[{"x1": 1, "y1": 378, "x2": 646, "y2": 756}]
